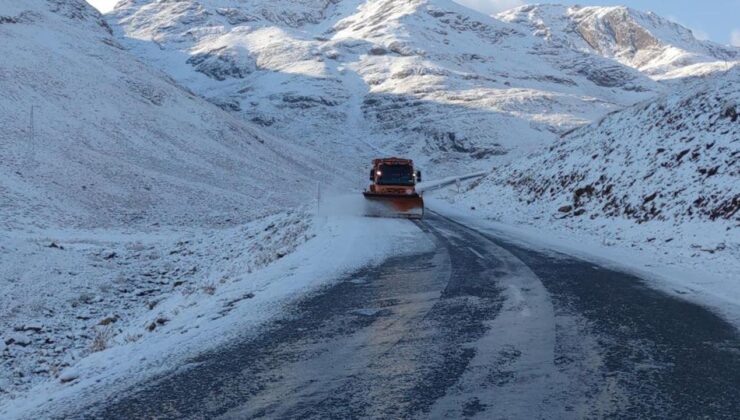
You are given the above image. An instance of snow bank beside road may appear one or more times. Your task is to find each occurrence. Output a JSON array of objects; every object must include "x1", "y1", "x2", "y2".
[
  {"x1": 1, "y1": 213, "x2": 430, "y2": 419},
  {"x1": 0, "y1": 211, "x2": 312, "y2": 400}
]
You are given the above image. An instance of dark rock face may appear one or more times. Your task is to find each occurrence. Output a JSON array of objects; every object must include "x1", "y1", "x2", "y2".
[
  {"x1": 209, "y1": 97, "x2": 242, "y2": 112},
  {"x1": 425, "y1": 6, "x2": 520, "y2": 45},
  {"x1": 250, "y1": 115, "x2": 275, "y2": 126},
  {"x1": 0, "y1": 14, "x2": 22, "y2": 24},
  {"x1": 186, "y1": 47, "x2": 256, "y2": 81},
  {"x1": 281, "y1": 94, "x2": 339, "y2": 108},
  {"x1": 576, "y1": 64, "x2": 636, "y2": 88},
  {"x1": 368, "y1": 46, "x2": 388, "y2": 56},
  {"x1": 723, "y1": 104, "x2": 738, "y2": 122},
  {"x1": 214, "y1": 7, "x2": 259, "y2": 25},
  {"x1": 387, "y1": 41, "x2": 419, "y2": 57}
]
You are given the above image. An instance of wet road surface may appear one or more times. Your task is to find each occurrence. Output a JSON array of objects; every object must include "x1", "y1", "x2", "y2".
[{"x1": 86, "y1": 212, "x2": 740, "y2": 419}]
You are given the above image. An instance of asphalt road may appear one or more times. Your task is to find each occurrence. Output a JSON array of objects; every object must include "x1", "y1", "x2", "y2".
[{"x1": 86, "y1": 212, "x2": 740, "y2": 419}]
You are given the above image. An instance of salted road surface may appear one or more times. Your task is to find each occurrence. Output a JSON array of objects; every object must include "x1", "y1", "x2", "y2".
[{"x1": 87, "y1": 212, "x2": 740, "y2": 419}]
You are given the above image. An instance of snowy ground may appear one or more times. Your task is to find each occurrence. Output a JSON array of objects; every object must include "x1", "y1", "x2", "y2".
[
  {"x1": 1, "y1": 201, "x2": 430, "y2": 418},
  {"x1": 0, "y1": 210, "x2": 311, "y2": 398}
]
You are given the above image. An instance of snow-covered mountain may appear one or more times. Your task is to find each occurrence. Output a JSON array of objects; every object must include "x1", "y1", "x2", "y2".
[
  {"x1": 0, "y1": 0, "x2": 322, "y2": 229},
  {"x1": 107, "y1": 0, "x2": 677, "y2": 175},
  {"x1": 497, "y1": 4, "x2": 738, "y2": 80}
]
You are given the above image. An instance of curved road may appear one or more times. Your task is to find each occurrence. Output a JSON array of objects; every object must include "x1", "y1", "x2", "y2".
[{"x1": 86, "y1": 212, "x2": 740, "y2": 419}]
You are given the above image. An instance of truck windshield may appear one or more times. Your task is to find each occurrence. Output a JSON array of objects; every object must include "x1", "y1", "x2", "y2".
[{"x1": 377, "y1": 164, "x2": 414, "y2": 186}]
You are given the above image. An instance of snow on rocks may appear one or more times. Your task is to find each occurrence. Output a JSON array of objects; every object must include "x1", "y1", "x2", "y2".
[
  {"x1": 13, "y1": 324, "x2": 43, "y2": 334},
  {"x1": 5, "y1": 335, "x2": 31, "y2": 348},
  {"x1": 58, "y1": 369, "x2": 80, "y2": 384}
]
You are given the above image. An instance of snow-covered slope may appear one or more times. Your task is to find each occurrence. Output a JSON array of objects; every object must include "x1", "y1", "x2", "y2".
[
  {"x1": 477, "y1": 68, "x2": 738, "y2": 225},
  {"x1": 497, "y1": 5, "x2": 739, "y2": 80},
  {"x1": 107, "y1": 0, "x2": 663, "y2": 175},
  {"x1": 450, "y1": 67, "x2": 739, "y2": 279},
  {"x1": 0, "y1": 0, "x2": 333, "y2": 400},
  {"x1": 0, "y1": 0, "x2": 321, "y2": 230}
]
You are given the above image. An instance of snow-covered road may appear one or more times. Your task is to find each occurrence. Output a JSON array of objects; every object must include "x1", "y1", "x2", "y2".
[{"x1": 75, "y1": 212, "x2": 740, "y2": 419}]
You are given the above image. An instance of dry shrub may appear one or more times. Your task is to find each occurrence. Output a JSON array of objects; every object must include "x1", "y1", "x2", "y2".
[
  {"x1": 90, "y1": 326, "x2": 114, "y2": 353},
  {"x1": 201, "y1": 280, "x2": 216, "y2": 295}
]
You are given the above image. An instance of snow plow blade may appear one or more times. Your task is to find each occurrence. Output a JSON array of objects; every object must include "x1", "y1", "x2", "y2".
[{"x1": 363, "y1": 192, "x2": 424, "y2": 219}]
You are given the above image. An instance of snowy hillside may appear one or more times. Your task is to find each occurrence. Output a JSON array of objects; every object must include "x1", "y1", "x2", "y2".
[
  {"x1": 448, "y1": 68, "x2": 739, "y2": 279},
  {"x1": 497, "y1": 5, "x2": 739, "y2": 80},
  {"x1": 107, "y1": 0, "x2": 665, "y2": 175},
  {"x1": 0, "y1": 0, "x2": 322, "y2": 230},
  {"x1": 0, "y1": 0, "x2": 327, "y2": 400}
]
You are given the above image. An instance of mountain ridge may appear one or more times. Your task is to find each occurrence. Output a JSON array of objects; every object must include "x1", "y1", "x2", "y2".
[
  {"x1": 497, "y1": 4, "x2": 738, "y2": 79},
  {"x1": 107, "y1": 0, "x2": 696, "y2": 176}
]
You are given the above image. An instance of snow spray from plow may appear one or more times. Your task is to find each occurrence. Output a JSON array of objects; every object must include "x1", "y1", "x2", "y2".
[{"x1": 315, "y1": 191, "x2": 424, "y2": 219}]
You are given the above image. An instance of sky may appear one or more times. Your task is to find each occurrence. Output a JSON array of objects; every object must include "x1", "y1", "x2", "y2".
[
  {"x1": 86, "y1": 0, "x2": 739, "y2": 46},
  {"x1": 86, "y1": 0, "x2": 118, "y2": 13}
]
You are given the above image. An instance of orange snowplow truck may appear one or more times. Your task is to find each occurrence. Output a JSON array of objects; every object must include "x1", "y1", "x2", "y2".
[{"x1": 363, "y1": 157, "x2": 424, "y2": 219}]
